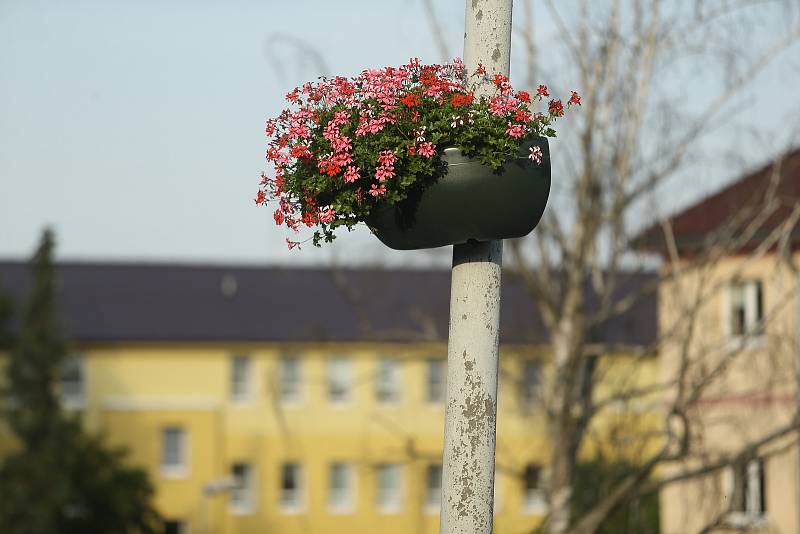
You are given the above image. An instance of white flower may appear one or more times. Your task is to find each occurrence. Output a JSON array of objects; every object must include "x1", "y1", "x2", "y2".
[{"x1": 528, "y1": 145, "x2": 543, "y2": 164}]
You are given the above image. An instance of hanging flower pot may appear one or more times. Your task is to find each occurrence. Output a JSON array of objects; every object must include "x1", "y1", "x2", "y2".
[
  {"x1": 367, "y1": 137, "x2": 550, "y2": 250},
  {"x1": 256, "y1": 58, "x2": 577, "y2": 251}
]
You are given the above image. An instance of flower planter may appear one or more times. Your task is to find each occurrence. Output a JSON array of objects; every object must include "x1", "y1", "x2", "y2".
[{"x1": 367, "y1": 137, "x2": 551, "y2": 250}]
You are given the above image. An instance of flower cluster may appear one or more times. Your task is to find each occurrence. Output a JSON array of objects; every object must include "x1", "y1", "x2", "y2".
[{"x1": 257, "y1": 58, "x2": 579, "y2": 249}]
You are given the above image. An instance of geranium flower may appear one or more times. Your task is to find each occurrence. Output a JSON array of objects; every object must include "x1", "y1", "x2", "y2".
[
  {"x1": 417, "y1": 142, "x2": 436, "y2": 158},
  {"x1": 343, "y1": 166, "x2": 360, "y2": 184},
  {"x1": 548, "y1": 99, "x2": 565, "y2": 117},
  {"x1": 528, "y1": 145, "x2": 543, "y2": 164},
  {"x1": 506, "y1": 123, "x2": 526, "y2": 139}
]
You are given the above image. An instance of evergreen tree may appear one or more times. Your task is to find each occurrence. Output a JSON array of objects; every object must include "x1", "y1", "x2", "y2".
[{"x1": 0, "y1": 229, "x2": 161, "y2": 534}]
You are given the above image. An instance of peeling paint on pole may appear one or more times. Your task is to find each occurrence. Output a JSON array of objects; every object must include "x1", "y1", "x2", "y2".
[{"x1": 439, "y1": 2, "x2": 513, "y2": 533}]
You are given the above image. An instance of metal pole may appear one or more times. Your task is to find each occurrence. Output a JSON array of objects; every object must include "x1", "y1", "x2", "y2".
[{"x1": 440, "y1": 2, "x2": 513, "y2": 532}]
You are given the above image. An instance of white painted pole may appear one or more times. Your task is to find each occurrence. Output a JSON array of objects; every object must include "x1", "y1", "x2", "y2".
[{"x1": 440, "y1": 1, "x2": 513, "y2": 533}]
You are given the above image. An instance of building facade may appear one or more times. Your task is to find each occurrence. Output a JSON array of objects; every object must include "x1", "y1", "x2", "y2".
[
  {"x1": 0, "y1": 263, "x2": 657, "y2": 534},
  {"x1": 636, "y1": 148, "x2": 800, "y2": 533}
]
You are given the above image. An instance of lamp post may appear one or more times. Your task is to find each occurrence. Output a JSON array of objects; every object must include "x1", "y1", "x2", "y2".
[{"x1": 439, "y1": 1, "x2": 513, "y2": 533}]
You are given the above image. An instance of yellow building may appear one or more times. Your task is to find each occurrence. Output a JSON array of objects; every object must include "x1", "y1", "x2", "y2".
[
  {"x1": 0, "y1": 262, "x2": 658, "y2": 534},
  {"x1": 634, "y1": 147, "x2": 800, "y2": 533}
]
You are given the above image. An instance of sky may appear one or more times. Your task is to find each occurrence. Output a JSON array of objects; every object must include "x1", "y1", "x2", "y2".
[{"x1": 1, "y1": 0, "x2": 798, "y2": 267}]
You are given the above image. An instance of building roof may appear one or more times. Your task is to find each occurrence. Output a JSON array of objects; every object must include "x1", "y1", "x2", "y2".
[
  {"x1": 632, "y1": 147, "x2": 800, "y2": 254},
  {"x1": 0, "y1": 261, "x2": 656, "y2": 347}
]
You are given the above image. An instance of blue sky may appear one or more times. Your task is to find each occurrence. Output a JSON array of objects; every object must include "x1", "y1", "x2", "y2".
[{"x1": 1, "y1": 0, "x2": 797, "y2": 266}]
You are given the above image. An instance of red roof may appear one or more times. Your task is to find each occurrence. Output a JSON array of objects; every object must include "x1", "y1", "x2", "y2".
[{"x1": 633, "y1": 147, "x2": 800, "y2": 254}]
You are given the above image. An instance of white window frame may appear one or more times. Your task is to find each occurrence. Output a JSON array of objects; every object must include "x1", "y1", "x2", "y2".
[
  {"x1": 279, "y1": 462, "x2": 305, "y2": 513},
  {"x1": 424, "y1": 464, "x2": 442, "y2": 514},
  {"x1": 724, "y1": 459, "x2": 767, "y2": 526},
  {"x1": 328, "y1": 462, "x2": 356, "y2": 514},
  {"x1": 230, "y1": 462, "x2": 256, "y2": 515},
  {"x1": 725, "y1": 280, "x2": 764, "y2": 347},
  {"x1": 160, "y1": 427, "x2": 189, "y2": 479},
  {"x1": 376, "y1": 463, "x2": 403, "y2": 514},
  {"x1": 426, "y1": 358, "x2": 445, "y2": 404},
  {"x1": 60, "y1": 355, "x2": 86, "y2": 409},
  {"x1": 522, "y1": 463, "x2": 547, "y2": 515},
  {"x1": 279, "y1": 356, "x2": 302, "y2": 406},
  {"x1": 230, "y1": 355, "x2": 252, "y2": 404},
  {"x1": 375, "y1": 358, "x2": 401, "y2": 405},
  {"x1": 327, "y1": 357, "x2": 352, "y2": 406}
]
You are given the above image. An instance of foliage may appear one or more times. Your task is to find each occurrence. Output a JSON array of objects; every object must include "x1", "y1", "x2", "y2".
[
  {"x1": 0, "y1": 229, "x2": 161, "y2": 534},
  {"x1": 570, "y1": 460, "x2": 659, "y2": 534},
  {"x1": 256, "y1": 58, "x2": 579, "y2": 249}
]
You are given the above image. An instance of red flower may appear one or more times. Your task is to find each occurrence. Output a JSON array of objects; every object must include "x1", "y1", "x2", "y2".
[
  {"x1": 536, "y1": 84, "x2": 549, "y2": 98},
  {"x1": 319, "y1": 162, "x2": 342, "y2": 176},
  {"x1": 400, "y1": 93, "x2": 422, "y2": 107},
  {"x1": 492, "y1": 73, "x2": 509, "y2": 87},
  {"x1": 286, "y1": 88, "x2": 300, "y2": 103},
  {"x1": 548, "y1": 99, "x2": 564, "y2": 117},
  {"x1": 475, "y1": 63, "x2": 486, "y2": 76},
  {"x1": 273, "y1": 209, "x2": 285, "y2": 225},
  {"x1": 255, "y1": 190, "x2": 266, "y2": 205},
  {"x1": 516, "y1": 90, "x2": 531, "y2": 103},
  {"x1": 568, "y1": 90, "x2": 581, "y2": 106},
  {"x1": 514, "y1": 108, "x2": 532, "y2": 123},
  {"x1": 420, "y1": 70, "x2": 437, "y2": 86},
  {"x1": 451, "y1": 93, "x2": 475, "y2": 108}
]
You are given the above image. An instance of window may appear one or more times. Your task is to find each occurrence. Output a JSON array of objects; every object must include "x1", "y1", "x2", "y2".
[
  {"x1": 279, "y1": 356, "x2": 302, "y2": 404},
  {"x1": 280, "y1": 462, "x2": 303, "y2": 511},
  {"x1": 230, "y1": 463, "x2": 255, "y2": 513},
  {"x1": 60, "y1": 355, "x2": 85, "y2": 408},
  {"x1": 426, "y1": 358, "x2": 445, "y2": 403},
  {"x1": 425, "y1": 464, "x2": 442, "y2": 511},
  {"x1": 328, "y1": 463, "x2": 355, "y2": 513},
  {"x1": 520, "y1": 360, "x2": 541, "y2": 406},
  {"x1": 328, "y1": 358, "x2": 352, "y2": 404},
  {"x1": 522, "y1": 463, "x2": 546, "y2": 514},
  {"x1": 230, "y1": 355, "x2": 252, "y2": 403},
  {"x1": 375, "y1": 358, "x2": 401, "y2": 404},
  {"x1": 163, "y1": 520, "x2": 187, "y2": 534},
  {"x1": 376, "y1": 463, "x2": 402, "y2": 513},
  {"x1": 160, "y1": 427, "x2": 187, "y2": 477},
  {"x1": 731, "y1": 459, "x2": 766, "y2": 517},
  {"x1": 728, "y1": 281, "x2": 763, "y2": 339}
]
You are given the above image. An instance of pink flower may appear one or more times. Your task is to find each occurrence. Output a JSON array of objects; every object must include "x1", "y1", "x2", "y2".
[
  {"x1": 286, "y1": 238, "x2": 298, "y2": 250},
  {"x1": 369, "y1": 183, "x2": 387, "y2": 196},
  {"x1": 318, "y1": 207, "x2": 336, "y2": 224},
  {"x1": 528, "y1": 145, "x2": 543, "y2": 164},
  {"x1": 488, "y1": 95, "x2": 518, "y2": 116},
  {"x1": 375, "y1": 166, "x2": 396, "y2": 182},
  {"x1": 417, "y1": 142, "x2": 436, "y2": 158},
  {"x1": 331, "y1": 110, "x2": 350, "y2": 126},
  {"x1": 344, "y1": 166, "x2": 360, "y2": 183},
  {"x1": 377, "y1": 150, "x2": 396, "y2": 166},
  {"x1": 506, "y1": 123, "x2": 526, "y2": 139}
]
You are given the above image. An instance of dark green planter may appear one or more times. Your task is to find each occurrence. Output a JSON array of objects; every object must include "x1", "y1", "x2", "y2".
[{"x1": 368, "y1": 137, "x2": 551, "y2": 250}]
